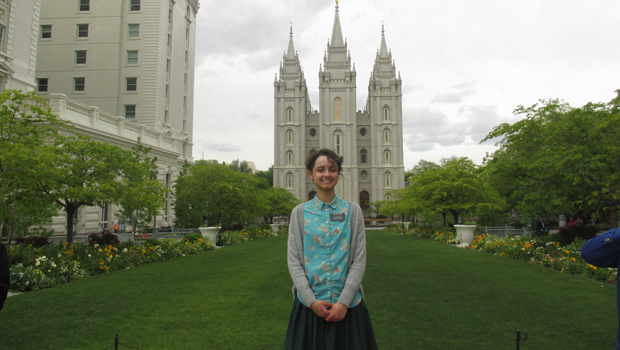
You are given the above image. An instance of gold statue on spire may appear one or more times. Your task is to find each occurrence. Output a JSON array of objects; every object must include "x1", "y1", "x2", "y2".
[{"x1": 336, "y1": 0, "x2": 338, "y2": 4}]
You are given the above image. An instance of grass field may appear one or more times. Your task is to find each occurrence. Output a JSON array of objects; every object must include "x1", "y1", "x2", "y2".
[{"x1": 0, "y1": 230, "x2": 617, "y2": 349}]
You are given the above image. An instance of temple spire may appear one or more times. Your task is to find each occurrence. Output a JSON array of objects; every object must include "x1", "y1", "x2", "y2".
[
  {"x1": 379, "y1": 23, "x2": 389, "y2": 58},
  {"x1": 330, "y1": 3, "x2": 344, "y2": 47},
  {"x1": 286, "y1": 25, "x2": 297, "y2": 60}
]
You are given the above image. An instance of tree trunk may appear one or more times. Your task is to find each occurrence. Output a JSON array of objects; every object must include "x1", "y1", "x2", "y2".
[
  {"x1": 65, "y1": 207, "x2": 75, "y2": 244},
  {"x1": 610, "y1": 206, "x2": 618, "y2": 228}
]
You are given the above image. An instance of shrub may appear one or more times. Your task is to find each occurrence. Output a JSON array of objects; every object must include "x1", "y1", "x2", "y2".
[
  {"x1": 182, "y1": 233, "x2": 204, "y2": 243},
  {"x1": 88, "y1": 231, "x2": 120, "y2": 246},
  {"x1": 221, "y1": 223, "x2": 245, "y2": 232},
  {"x1": 15, "y1": 235, "x2": 50, "y2": 248},
  {"x1": 557, "y1": 224, "x2": 598, "y2": 246},
  {"x1": 144, "y1": 238, "x2": 161, "y2": 246},
  {"x1": 408, "y1": 222, "x2": 419, "y2": 230}
]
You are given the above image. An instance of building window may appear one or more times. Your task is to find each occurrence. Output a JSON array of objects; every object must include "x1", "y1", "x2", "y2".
[
  {"x1": 184, "y1": 73, "x2": 188, "y2": 87},
  {"x1": 360, "y1": 170, "x2": 368, "y2": 180},
  {"x1": 360, "y1": 128, "x2": 367, "y2": 136},
  {"x1": 41, "y1": 25, "x2": 52, "y2": 39},
  {"x1": 167, "y1": 34, "x2": 171, "y2": 48},
  {"x1": 77, "y1": 24, "x2": 89, "y2": 38},
  {"x1": 360, "y1": 149, "x2": 367, "y2": 164},
  {"x1": 182, "y1": 119, "x2": 186, "y2": 132},
  {"x1": 74, "y1": 77, "x2": 85, "y2": 92},
  {"x1": 185, "y1": 50, "x2": 189, "y2": 63},
  {"x1": 309, "y1": 128, "x2": 316, "y2": 137},
  {"x1": 383, "y1": 129, "x2": 391, "y2": 144},
  {"x1": 385, "y1": 172, "x2": 392, "y2": 188},
  {"x1": 383, "y1": 106, "x2": 390, "y2": 121},
  {"x1": 126, "y1": 77, "x2": 137, "y2": 91},
  {"x1": 75, "y1": 50, "x2": 87, "y2": 64},
  {"x1": 286, "y1": 108, "x2": 293, "y2": 123},
  {"x1": 183, "y1": 96, "x2": 187, "y2": 109},
  {"x1": 164, "y1": 110, "x2": 169, "y2": 124},
  {"x1": 166, "y1": 59, "x2": 170, "y2": 72},
  {"x1": 124, "y1": 105, "x2": 136, "y2": 118},
  {"x1": 359, "y1": 191, "x2": 370, "y2": 210},
  {"x1": 334, "y1": 131, "x2": 343, "y2": 156},
  {"x1": 334, "y1": 97, "x2": 342, "y2": 122},
  {"x1": 165, "y1": 84, "x2": 169, "y2": 98},
  {"x1": 185, "y1": 27, "x2": 190, "y2": 40},
  {"x1": 128, "y1": 24, "x2": 139, "y2": 38},
  {"x1": 0, "y1": 25, "x2": 6, "y2": 52},
  {"x1": 79, "y1": 0, "x2": 90, "y2": 11},
  {"x1": 130, "y1": 0, "x2": 140, "y2": 11},
  {"x1": 286, "y1": 151, "x2": 293, "y2": 166},
  {"x1": 286, "y1": 173, "x2": 293, "y2": 188},
  {"x1": 127, "y1": 50, "x2": 138, "y2": 64},
  {"x1": 286, "y1": 130, "x2": 293, "y2": 145},
  {"x1": 37, "y1": 78, "x2": 49, "y2": 92},
  {"x1": 101, "y1": 204, "x2": 109, "y2": 228},
  {"x1": 168, "y1": 8, "x2": 173, "y2": 22},
  {"x1": 384, "y1": 150, "x2": 391, "y2": 165}
]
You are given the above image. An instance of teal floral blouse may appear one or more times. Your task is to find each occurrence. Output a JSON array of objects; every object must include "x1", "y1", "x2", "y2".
[{"x1": 297, "y1": 195, "x2": 363, "y2": 308}]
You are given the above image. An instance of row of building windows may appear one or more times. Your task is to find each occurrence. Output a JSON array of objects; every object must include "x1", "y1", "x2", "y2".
[
  {"x1": 289, "y1": 128, "x2": 393, "y2": 143},
  {"x1": 284, "y1": 105, "x2": 392, "y2": 123},
  {"x1": 37, "y1": 76, "x2": 139, "y2": 93},
  {"x1": 79, "y1": 0, "x2": 140, "y2": 12},
  {"x1": 41, "y1": 23, "x2": 142, "y2": 40}
]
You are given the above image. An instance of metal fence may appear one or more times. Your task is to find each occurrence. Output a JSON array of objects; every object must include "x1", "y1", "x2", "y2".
[{"x1": 482, "y1": 225, "x2": 531, "y2": 238}]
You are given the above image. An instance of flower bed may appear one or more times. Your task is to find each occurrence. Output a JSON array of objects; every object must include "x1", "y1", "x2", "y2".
[
  {"x1": 8, "y1": 236, "x2": 214, "y2": 292},
  {"x1": 469, "y1": 234, "x2": 617, "y2": 283},
  {"x1": 219, "y1": 225, "x2": 286, "y2": 246},
  {"x1": 397, "y1": 225, "x2": 617, "y2": 284}
]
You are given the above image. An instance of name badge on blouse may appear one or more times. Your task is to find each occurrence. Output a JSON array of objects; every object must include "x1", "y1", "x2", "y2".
[{"x1": 330, "y1": 213, "x2": 345, "y2": 222}]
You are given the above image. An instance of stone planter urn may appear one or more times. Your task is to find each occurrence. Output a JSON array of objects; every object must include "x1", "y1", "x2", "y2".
[
  {"x1": 198, "y1": 226, "x2": 220, "y2": 245},
  {"x1": 454, "y1": 224, "x2": 477, "y2": 245},
  {"x1": 270, "y1": 224, "x2": 280, "y2": 234}
]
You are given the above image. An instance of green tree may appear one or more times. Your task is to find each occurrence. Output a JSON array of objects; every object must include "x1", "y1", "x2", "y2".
[
  {"x1": 227, "y1": 159, "x2": 253, "y2": 173},
  {"x1": 116, "y1": 141, "x2": 167, "y2": 235},
  {"x1": 28, "y1": 136, "x2": 130, "y2": 243},
  {"x1": 256, "y1": 166, "x2": 274, "y2": 187},
  {"x1": 483, "y1": 91, "x2": 620, "y2": 227},
  {"x1": 400, "y1": 157, "x2": 506, "y2": 226},
  {"x1": 0, "y1": 90, "x2": 69, "y2": 240},
  {"x1": 173, "y1": 160, "x2": 267, "y2": 229},
  {"x1": 264, "y1": 187, "x2": 298, "y2": 223}
]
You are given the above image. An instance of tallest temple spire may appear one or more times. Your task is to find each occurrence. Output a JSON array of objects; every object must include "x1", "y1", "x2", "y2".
[{"x1": 330, "y1": 2, "x2": 344, "y2": 47}]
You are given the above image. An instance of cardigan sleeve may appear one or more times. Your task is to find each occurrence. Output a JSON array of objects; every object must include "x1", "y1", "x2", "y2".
[
  {"x1": 581, "y1": 228, "x2": 620, "y2": 268},
  {"x1": 287, "y1": 203, "x2": 317, "y2": 306},
  {"x1": 337, "y1": 202, "x2": 366, "y2": 307}
]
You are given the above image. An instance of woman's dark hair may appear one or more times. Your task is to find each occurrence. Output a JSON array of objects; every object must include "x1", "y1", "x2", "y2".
[{"x1": 305, "y1": 149, "x2": 343, "y2": 173}]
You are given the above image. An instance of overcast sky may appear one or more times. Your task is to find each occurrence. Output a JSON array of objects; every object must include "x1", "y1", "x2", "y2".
[{"x1": 193, "y1": 0, "x2": 620, "y2": 171}]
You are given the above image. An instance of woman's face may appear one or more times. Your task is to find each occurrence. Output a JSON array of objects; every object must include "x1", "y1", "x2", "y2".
[{"x1": 308, "y1": 155, "x2": 339, "y2": 193}]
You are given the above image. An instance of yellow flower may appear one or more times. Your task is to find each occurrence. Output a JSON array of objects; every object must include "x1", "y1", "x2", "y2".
[{"x1": 571, "y1": 257, "x2": 576, "y2": 262}]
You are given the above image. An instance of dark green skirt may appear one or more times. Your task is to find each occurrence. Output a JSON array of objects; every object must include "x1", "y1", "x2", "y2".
[{"x1": 283, "y1": 298, "x2": 378, "y2": 350}]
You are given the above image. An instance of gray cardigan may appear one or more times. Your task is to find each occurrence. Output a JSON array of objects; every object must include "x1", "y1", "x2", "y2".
[{"x1": 287, "y1": 201, "x2": 366, "y2": 308}]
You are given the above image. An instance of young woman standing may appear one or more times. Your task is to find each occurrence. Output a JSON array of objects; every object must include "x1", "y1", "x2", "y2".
[{"x1": 284, "y1": 149, "x2": 378, "y2": 349}]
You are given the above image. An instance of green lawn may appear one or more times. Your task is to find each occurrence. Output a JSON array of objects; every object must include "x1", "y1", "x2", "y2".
[{"x1": 0, "y1": 231, "x2": 617, "y2": 349}]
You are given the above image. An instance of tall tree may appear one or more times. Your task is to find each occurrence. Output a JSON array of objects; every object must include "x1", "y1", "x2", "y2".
[
  {"x1": 116, "y1": 141, "x2": 167, "y2": 235},
  {"x1": 0, "y1": 90, "x2": 69, "y2": 240},
  {"x1": 28, "y1": 136, "x2": 130, "y2": 243},
  {"x1": 228, "y1": 159, "x2": 253, "y2": 173},
  {"x1": 173, "y1": 160, "x2": 267, "y2": 229},
  {"x1": 264, "y1": 187, "x2": 299, "y2": 223},
  {"x1": 483, "y1": 91, "x2": 620, "y2": 227},
  {"x1": 399, "y1": 157, "x2": 506, "y2": 226}
]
